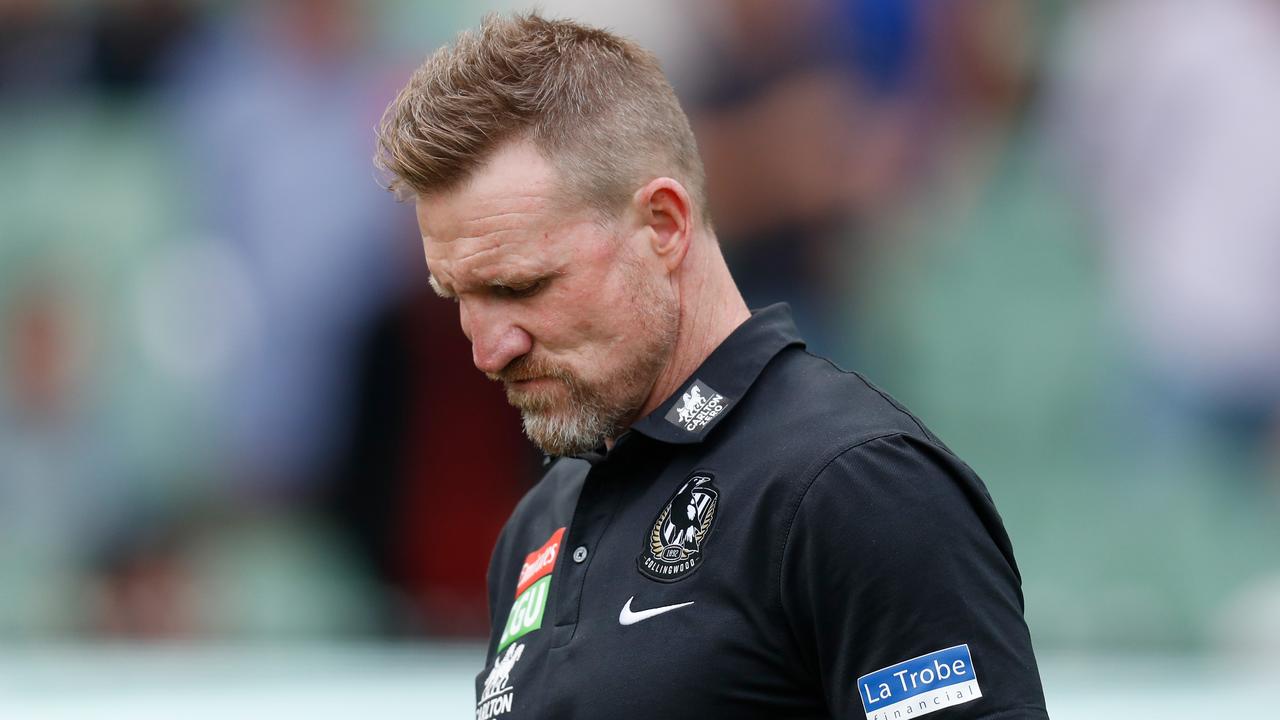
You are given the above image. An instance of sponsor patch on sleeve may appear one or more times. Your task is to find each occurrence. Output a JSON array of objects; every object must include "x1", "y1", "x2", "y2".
[{"x1": 857, "y1": 644, "x2": 982, "y2": 720}]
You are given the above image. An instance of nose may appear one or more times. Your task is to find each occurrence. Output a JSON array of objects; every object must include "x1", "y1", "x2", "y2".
[{"x1": 460, "y1": 302, "x2": 533, "y2": 375}]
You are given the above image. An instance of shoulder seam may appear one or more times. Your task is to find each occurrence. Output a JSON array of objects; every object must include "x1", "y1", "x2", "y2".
[
  {"x1": 801, "y1": 349, "x2": 853, "y2": 375},
  {"x1": 801, "y1": 350, "x2": 934, "y2": 441},
  {"x1": 854, "y1": 373, "x2": 932, "y2": 439}
]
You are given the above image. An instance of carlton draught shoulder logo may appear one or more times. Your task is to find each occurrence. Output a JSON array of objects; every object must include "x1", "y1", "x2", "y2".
[
  {"x1": 664, "y1": 379, "x2": 727, "y2": 433},
  {"x1": 638, "y1": 472, "x2": 719, "y2": 582}
]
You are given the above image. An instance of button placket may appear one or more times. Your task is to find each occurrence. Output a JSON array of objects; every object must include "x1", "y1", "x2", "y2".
[{"x1": 550, "y1": 465, "x2": 625, "y2": 646}]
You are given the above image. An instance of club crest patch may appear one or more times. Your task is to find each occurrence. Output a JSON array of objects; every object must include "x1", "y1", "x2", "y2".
[{"x1": 638, "y1": 471, "x2": 719, "y2": 582}]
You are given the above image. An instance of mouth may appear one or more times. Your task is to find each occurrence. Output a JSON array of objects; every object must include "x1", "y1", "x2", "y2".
[{"x1": 506, "y1": 376, "x2": 556, "y2": 390}]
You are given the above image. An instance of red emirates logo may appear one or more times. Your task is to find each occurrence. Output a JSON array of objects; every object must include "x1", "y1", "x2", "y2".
[{"x1": 516, "y1": 527, "x2": 564, "y2": 597}]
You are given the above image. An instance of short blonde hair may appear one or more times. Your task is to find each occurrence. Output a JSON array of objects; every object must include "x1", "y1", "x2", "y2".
[{"x1": 375, "y1": 12, "x2": 707, "y2": 218}]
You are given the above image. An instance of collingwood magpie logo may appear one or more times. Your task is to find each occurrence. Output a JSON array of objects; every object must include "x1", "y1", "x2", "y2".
[
  {"x1": 664, "y1": 379, "x2": 727, "y2": 433},
  {"x1": 638, "y1": 472, "x2": 719, "y2": 582}
]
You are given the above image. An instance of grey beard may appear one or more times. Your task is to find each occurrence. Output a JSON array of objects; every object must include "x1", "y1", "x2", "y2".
[
  {"x1": 509, "y1": 323, "x2": 675, "y2": 456},
  {"x1": 507, "y1": 366, "x2": 641, "y2": 456},
  {"x1": 518, "y1": 401, "x2": 621, "y2": 457}
]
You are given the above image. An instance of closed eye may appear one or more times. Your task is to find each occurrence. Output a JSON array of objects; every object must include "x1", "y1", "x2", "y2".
[{"x1": 491, "y1": 278, "x2": 547, "y2": 299}]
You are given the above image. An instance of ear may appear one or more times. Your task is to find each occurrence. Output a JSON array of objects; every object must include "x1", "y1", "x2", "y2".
[{"x1": 633, "y1": 177, "x2": 693, "y2": 273}]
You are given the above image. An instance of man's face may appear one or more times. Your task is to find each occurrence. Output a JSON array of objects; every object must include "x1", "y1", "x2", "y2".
[{"x1": 416, "y1": 141, "x2": 679, "y2": 455}]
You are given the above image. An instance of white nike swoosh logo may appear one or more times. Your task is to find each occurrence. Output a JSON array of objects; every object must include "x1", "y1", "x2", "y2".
[{"x1": 618, "y1": 596, "x2": 695, "y2": 626}]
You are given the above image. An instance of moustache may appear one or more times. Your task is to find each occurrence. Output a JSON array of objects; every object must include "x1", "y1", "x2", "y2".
[{"x1": 488, "y1": 354, "x2": 573, "y2": 385}]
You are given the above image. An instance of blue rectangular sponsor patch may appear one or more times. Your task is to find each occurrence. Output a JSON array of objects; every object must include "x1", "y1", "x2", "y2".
[{"x1": 857, "y1": 644, "x2": 982, "y2": 719}]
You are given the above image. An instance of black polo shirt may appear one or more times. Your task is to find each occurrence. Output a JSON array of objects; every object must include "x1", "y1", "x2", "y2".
[{"x1": 474, "y1": 304, "x2": 1048, "y2": 720}]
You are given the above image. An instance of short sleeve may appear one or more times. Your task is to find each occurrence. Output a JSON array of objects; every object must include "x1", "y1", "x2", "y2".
[{"x1": 780, "y1": 433, "x2": 1048, "y2": 719}]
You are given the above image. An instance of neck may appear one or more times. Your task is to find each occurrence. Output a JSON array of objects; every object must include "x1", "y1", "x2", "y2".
[{"x1": 636, "y1": 229, "x2": 751, "y2": 424}]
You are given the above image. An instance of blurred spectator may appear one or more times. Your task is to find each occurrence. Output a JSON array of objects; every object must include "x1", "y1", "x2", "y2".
[
  {"x1": 86, "y1": 511, "x2": 196, "y2": 639},
  {"x1": 1049, "y1": 0, "x2": 1280, "y2": 482},
  {"x1": 0, "y1": 0, "x2": 195, "y2": 100},
  {"x1": 85, "y1": 0, "x2": 195, "y2": 95},
  {"x1": 0, "y1": 270, "x2": 123, "y2": 635},
  {"x1": 0, "y1": 0, "x2": 87, "y2": 99},
  {"x1": 1, "y1": 275, "x2": 91, "y2": 545},
  {"x1": 165, "y1": 0, "x2": 408, "y2": 495},
  {"x1": 686, "y1": 0, "x2": 920, "y2": 356}
]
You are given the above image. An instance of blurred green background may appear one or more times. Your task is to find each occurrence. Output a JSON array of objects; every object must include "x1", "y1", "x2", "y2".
[{"x1": 2, "y1": 0, "x2": 1279, "y2": 716}]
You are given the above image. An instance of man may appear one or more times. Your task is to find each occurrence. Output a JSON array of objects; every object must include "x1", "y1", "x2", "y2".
[{"x1": 376, "y1": 13, "x2": 1048, "y2": 719}]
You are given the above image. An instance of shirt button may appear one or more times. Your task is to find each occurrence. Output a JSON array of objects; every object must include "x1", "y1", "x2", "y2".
[{"x1": 572, "y1": 546, "x2": 588, "y2": 563}]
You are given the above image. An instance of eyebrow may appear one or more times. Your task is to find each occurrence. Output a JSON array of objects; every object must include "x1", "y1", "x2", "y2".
[{"x1": 428, "y1": 274, "x2": 456, "y2": 300}]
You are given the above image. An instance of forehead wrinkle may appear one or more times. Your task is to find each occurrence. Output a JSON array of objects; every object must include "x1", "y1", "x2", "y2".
[
  {"x1": 419, "y1": 183, "x2": 578, "y2": 294},
  {"x1": 424, "y1": 199, "x2": 549, "y2": 252},
  {"x1": 422, "y1": 226, "x2": 505, "y2": 266},
  {"x1": 466, "y1": 192, "x2": 555, "y2": 214},
  {"x1": 417, "y1": 190, "x2": 548, "y2": 238},
  {"x1": 456, "y1": 211, "x2": 545, "y2": 242},
  {"x1": 456, "y1": 181, "x2": 556, "y2": 215},
  {"x1": 460, "y1": 208, "x2": 540, "y2": 225},
  {"x1": 462, "y1": 251, "x2": 553, "y2": 293},
  {"x1": 430, "y1": 230, "x2": 551, "y2": 295}
]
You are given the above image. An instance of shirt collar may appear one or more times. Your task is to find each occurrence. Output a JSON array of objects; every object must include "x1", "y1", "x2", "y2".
[{"x1": 627, "y1": 303, "x2": 805, "y2": 446}]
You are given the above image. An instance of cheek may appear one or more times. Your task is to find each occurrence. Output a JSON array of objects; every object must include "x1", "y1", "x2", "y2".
[
  {"x1": 537, "y1": 244, "x2": 646, "y2": 355},
  {"x1": 567, "y1": 289, "x2": 630, "y2": 354},
  {"x1": 536, "y1": 280, "x2": 611, "y2": 346}
]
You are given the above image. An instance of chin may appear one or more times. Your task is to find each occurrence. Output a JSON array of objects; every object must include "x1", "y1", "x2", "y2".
[{"x1": 520, "y1": 408, "x2": 606, "y2": 457}]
